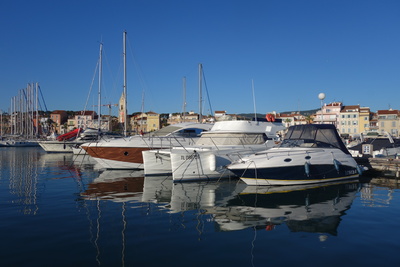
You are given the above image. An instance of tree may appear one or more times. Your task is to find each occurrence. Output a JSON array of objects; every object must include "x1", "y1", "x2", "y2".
[{"x1": 305, "y1": 115, "x2": 314, "y2": 124}]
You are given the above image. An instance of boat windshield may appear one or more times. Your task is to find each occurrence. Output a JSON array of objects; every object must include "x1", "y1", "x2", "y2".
[
  {"x1": 279, "y1": 124, "x2": 350, "y2": 153},
  {"x1": 280, "y1": 139, "x2": 338, "y2": 149}
]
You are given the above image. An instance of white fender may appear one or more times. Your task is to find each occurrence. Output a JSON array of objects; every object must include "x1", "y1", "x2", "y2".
[{"x1": 209, "y1": 154, "x2": 216, "y2": 172}]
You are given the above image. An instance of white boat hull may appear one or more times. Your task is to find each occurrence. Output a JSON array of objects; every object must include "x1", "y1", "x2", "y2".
[
  {"x1": 170, "y1": 145, "x2": 268, "y2": 182},
  {"x1": 82, "y1": 124, "x2": 211, "y2": 170},
  {"x1": 228, "y1": 147, "x2": 360, "y2": 186},
  {"x1": 38, "y1": 141, "x2": 84, "y2": 153},
  {"x1": 143, "y1": 150, "x2": 172, "y2": 176},
  {"x1": 0, "y1": 140, "x2": 39, "y2": 147}
]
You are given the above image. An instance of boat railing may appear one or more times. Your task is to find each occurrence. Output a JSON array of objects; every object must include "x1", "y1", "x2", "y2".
[
  {"x1": 254, "y1": 148, "x2": 328, "y2": 159},
  {"x1": 140, "y1": 134, "x2": 198, "y2": 150}
]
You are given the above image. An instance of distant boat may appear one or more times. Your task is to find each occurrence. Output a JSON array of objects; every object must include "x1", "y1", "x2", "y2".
[
  {"x1": 38, "y1": 128, "x2": 113, "y2": 153},
  {"x1": 38, "y1": 128, "x2": 83, "y2": 153},
  {"x1": 0, "y1": 137, "x2": 39, "y2": 147},
  {"x1": 227, "y1": 124, "x2": 362, "y2": 185}
]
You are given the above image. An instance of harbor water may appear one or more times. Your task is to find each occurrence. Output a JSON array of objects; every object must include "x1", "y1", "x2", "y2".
[{"x1": 0, "y1": 147, "x2": 399, "y2": 267}]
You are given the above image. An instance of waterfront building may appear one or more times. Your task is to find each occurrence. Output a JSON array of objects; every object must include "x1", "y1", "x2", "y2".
[
  {"x1": 377, "y1": 109, "x2": 400, "y2": 137},
  {"x1": 359, "y1": 107, "x2": 371, "y2": 134},
  {"x1": 315, "y1": 102, "x2": 342, "y2": 126},
  {"x1": 168, "y1": 111, "x2": 200, "y2": 124},
  {"x1": 131, "y1": 112, "x2": 147, "y2": 134},
  {"x1": 214, "y1": 110, "x2": 227, "y2": 120},
  {"x1": 129, "y1": 111, "x2": 160, "y2": 134},
  {"x1": 74, "y1": 111, "x2": 97, "y2": 130},
  {"x1": 367, "y1": 112, "x2": 379, "y2": 135},
  {"x1": 146, "y1": 111, "x2": 160, "y2": 132},
  {"x1": 339, "y1": 105, "x2": 361, "y2": 137},
  {"x1": 276, "y1": 113, "x2": 307, "y2": 126},
  {"x1": 50, "y1": 110, "x2": 68, "y2": 134}
]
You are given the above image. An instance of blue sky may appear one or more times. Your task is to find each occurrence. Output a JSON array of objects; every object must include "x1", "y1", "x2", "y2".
[{"x1": 1, "y1": 0, "x2": 400, "y2": 117}]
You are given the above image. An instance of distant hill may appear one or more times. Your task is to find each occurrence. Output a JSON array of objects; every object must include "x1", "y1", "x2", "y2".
[{"x1": 238, "y1": 109, "x2": 319, "y2": 119}]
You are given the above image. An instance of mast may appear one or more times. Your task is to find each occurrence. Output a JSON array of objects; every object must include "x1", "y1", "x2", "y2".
[
  {"x1": 123, "y1": 31, "x2": 127, "y2": 136},
  {"x1": 182, "y1": 76, "x2": 186, "y2": 122},
  {"x1": 0, "y1": 109, "x2": 3, "y2": 137},
  {"x1": 35, "y1": 82, "x2": 39, "y2": 137},
  {"x1": 252, "y1": 79, "x2": 257, "y2": 122},
  {"x1": 98, "y1": 42, "x2": 103, "y2": 130},
  {"x1": 198, "y1": 63, "x2": 203, "y2": 123},
  {"x1": 10, "y1": 97, "x2": 13, "y2": 135}
]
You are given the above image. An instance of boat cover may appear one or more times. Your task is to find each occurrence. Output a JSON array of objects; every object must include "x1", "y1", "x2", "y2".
[{"x1": 282, "y1": 124, "x2": 350, "y2": 154}]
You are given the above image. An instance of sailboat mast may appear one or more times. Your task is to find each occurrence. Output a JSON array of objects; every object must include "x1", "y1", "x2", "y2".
[
  {"x1": 98, "y1": 42, "x2": 103, "y2": 130},
  {"x1": 198, "y1": 63, "x2": 203, "y2": 123},
  {"x1": 182, "y1": 76, "x2": 186, "y2": 122},
  {"x1": 123, "y1": 31, "x2": 127, "y2": 136},
  {"x1": 252, "y1": 79, "x2": 257, "y2": 122},
  {"x1": 35, "y1": 82, "x2": 39, "y2": 137}
]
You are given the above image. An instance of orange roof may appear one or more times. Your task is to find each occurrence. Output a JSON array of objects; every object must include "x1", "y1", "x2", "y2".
[{"x1": 377, "y1": 109, "x2": 399, "y2": 114}]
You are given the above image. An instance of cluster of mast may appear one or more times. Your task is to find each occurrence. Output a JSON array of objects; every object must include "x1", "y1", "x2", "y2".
[{"x1": 9, "y1": 83, "x2": 41, "y2": 138}]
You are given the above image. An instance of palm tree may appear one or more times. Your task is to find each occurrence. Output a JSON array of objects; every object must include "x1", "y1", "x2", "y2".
[
  {"x1": 305, "y1": 115, "x2": 314, "y2": 124},
  {"x1": 284, "y1": 118, "x2": 291, "y2": 127}
]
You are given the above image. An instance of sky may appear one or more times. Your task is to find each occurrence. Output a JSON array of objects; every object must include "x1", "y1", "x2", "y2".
[{"x1": 1, "y1": 0, "x2": 400, "y2": 117}]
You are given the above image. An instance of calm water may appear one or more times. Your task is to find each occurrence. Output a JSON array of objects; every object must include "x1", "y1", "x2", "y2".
[{"x1": 0, "y1": 147, "x2": 399, "y2": 267}]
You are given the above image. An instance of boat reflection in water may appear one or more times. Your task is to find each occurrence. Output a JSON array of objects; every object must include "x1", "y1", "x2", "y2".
[
  {"x1": 81, "y1": 170, "x2": 176, "y2": 205},
  {"x1": 168, "y1": 180, "x2": 244, "y2": 213},
  {"x1": 81, "y1": 170, "x2": 146, "y2": 202},
  {"x1": 81, "y1": 169, "x2": 360, "y2": 237},
  {"x1": 0, "y1": 147, "x2": 42, "y2": 215},
  {"x1": 213, "y1": 181, "x2": 360, "y2": 236}
]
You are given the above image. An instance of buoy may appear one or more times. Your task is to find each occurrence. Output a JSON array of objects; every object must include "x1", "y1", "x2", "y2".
[{"x1": 266, "y1": 113, "x2": 275, "y2": 122}]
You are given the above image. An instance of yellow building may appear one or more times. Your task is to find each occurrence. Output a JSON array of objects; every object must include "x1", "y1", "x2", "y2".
[
  {"x1": 358, "y1": 107, "x2": 371, "y2": 134},
  {"x1": 339, "y1": 105, "x2": 360, "y2": 137},
  {"x1": 146, "y1": 111, "x2": 160, "y2": 132}
]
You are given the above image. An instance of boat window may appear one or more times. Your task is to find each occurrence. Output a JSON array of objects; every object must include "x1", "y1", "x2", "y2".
[
  {"x1": 148, "y1": 126, "x2": 207, "y2": 137},
  {"x1": 148, "y1": 126, "x2": 182, "y2": 137},
  {"x1": 173, "y1": 129, "x2": 204, "y2": 137},
  {"x1": 281, "y1": 125, "x2": 345, "y2": 150}
]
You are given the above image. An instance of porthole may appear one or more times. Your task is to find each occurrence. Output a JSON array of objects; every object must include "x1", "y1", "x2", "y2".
[
  {"x1": 305, "y1": 156, "x2": 311, "y2": 160},
  {"x1": 284, "y1": 158, "x2": 292, "y2": 162},
  {"x1": 124, "y1": 151, "x2": 129, "y2": 156}
]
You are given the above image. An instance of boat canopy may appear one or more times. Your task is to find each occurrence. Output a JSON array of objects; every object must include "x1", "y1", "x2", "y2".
[
  {"x1": 195, "y1": 132, "x2": 268, "y2": 146},
  {"x1": 280, "y1": 124, "x2": 350, "y2": 154}
]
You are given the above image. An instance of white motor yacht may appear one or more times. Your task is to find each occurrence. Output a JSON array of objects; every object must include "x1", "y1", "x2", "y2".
[
  {"x1": 227, "y1": 124, "x2": 362, "y2": 185},
  {"x1": 143, "y1": 119, "x2": 286, "y2": 181},
  {"x1": 81, "y1": 122, "x2": 213, "y2": 169}
]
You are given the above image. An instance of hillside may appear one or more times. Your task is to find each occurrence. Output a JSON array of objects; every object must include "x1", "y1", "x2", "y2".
[{"x1": 238, "y1": 109, "x2": 319, "y2": 119}]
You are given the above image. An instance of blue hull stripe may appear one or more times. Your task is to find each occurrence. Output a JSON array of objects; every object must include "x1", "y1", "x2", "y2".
[{"x1": 230, "y1": 164, "x2": 359, "y2": 181}]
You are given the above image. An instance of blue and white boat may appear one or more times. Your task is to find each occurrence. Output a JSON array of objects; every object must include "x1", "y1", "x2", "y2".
[{"x1": 227, "y1": 124, "x2": 362, "y2": 185}]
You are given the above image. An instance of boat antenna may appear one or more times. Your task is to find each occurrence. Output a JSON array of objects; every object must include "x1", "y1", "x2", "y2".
[{"x1": 318, "y1": 93, "x2": 326, "y2": 124}]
